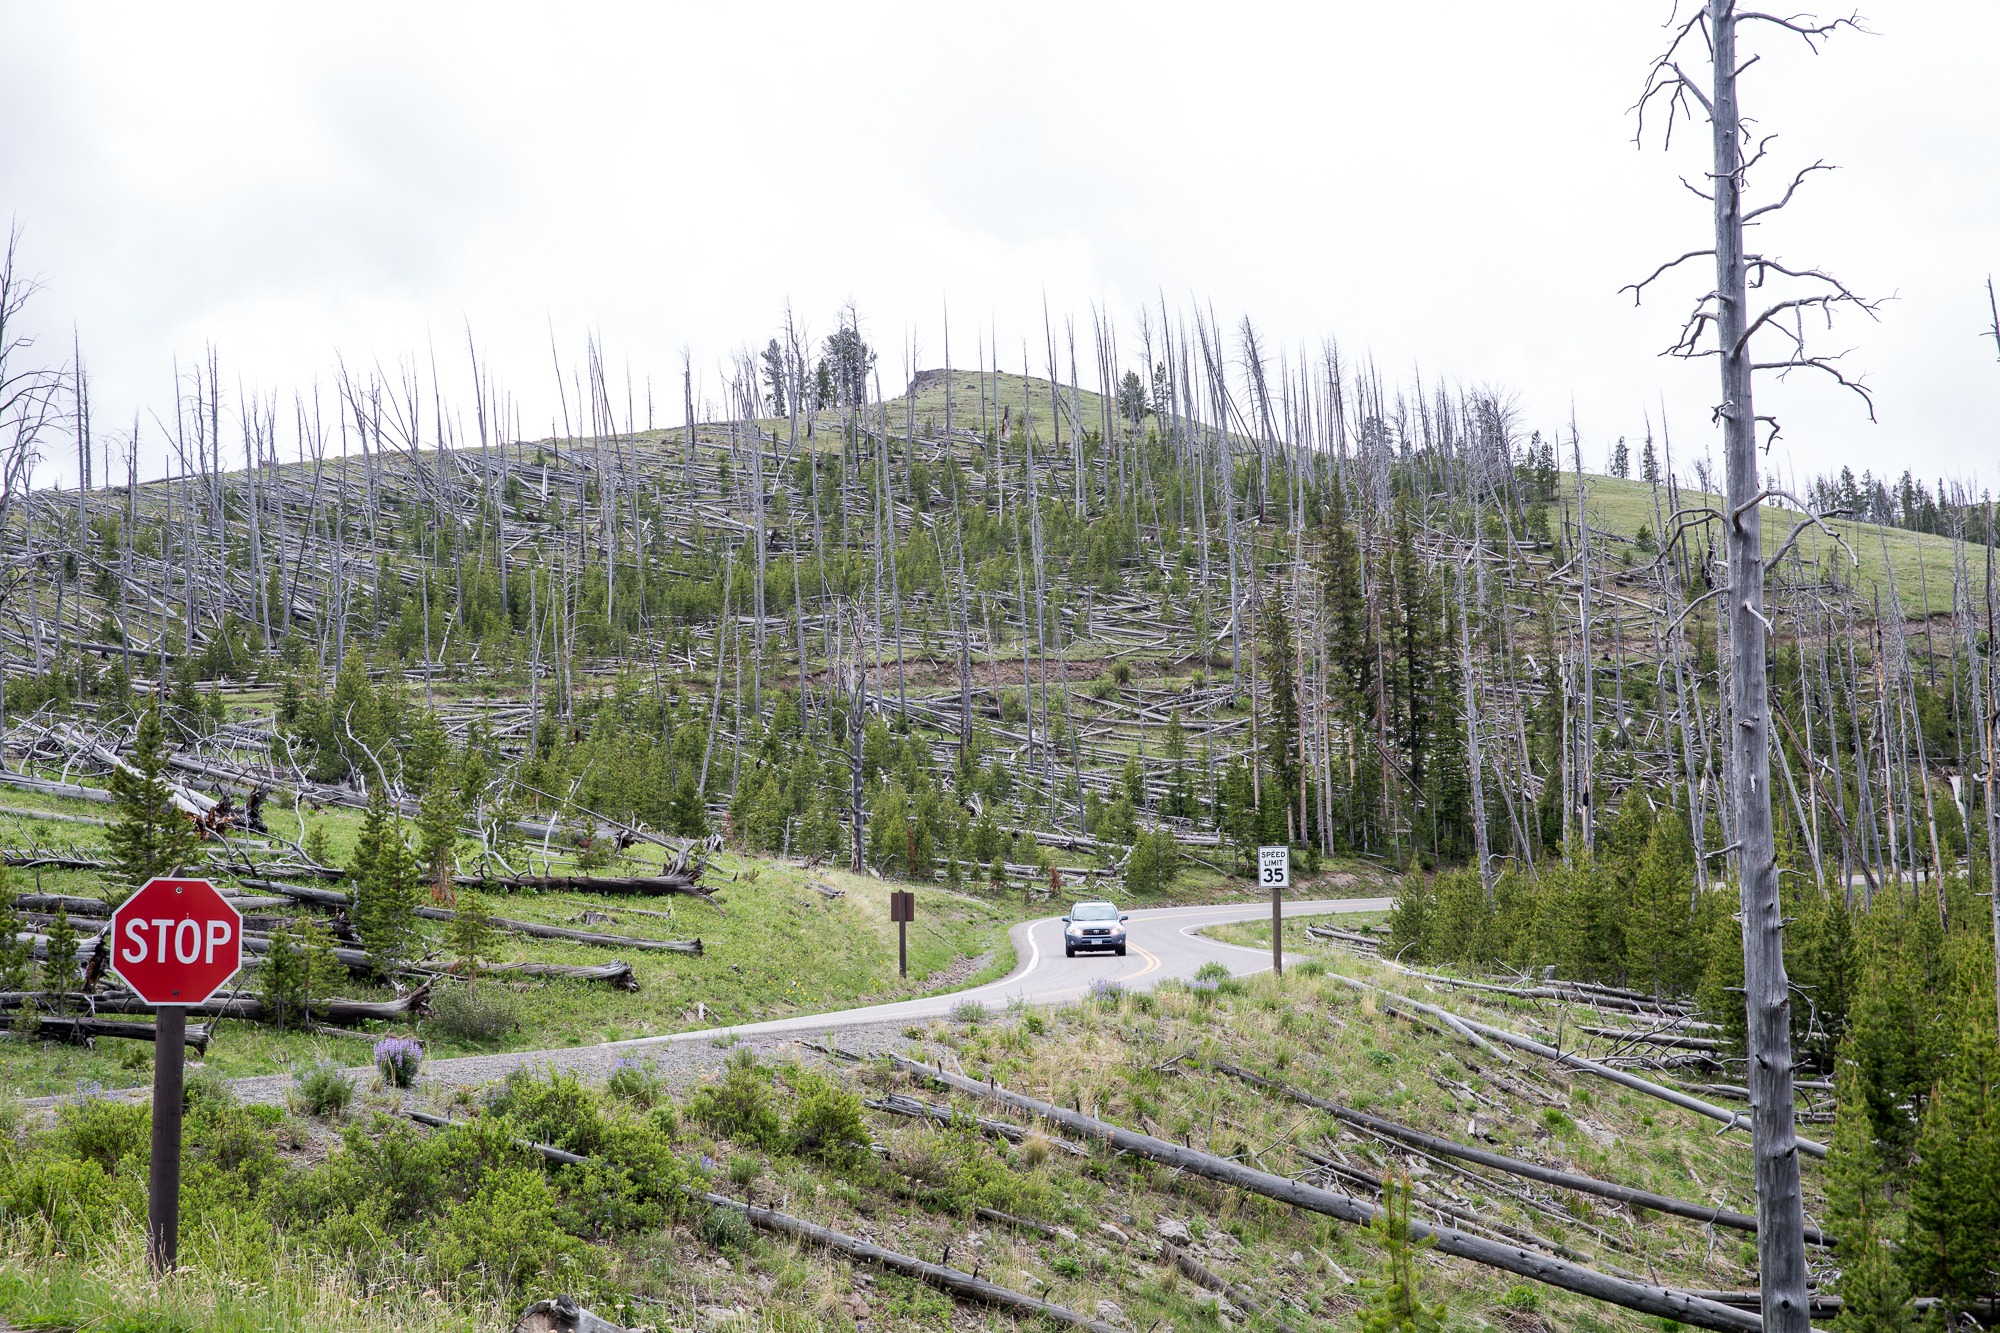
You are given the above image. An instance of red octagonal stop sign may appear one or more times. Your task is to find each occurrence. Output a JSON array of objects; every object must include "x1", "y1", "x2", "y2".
[{"x1": 108, "y1": 878, "x2": 243, "y2": 1006}]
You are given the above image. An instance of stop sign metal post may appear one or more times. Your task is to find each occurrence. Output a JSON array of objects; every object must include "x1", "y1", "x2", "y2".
[{"x1": 108, "y1": 877, "x2": 242, "y2": 1273}]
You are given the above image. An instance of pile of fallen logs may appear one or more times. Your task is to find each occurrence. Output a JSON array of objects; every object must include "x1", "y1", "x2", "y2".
[{"x1": 5, "y1": 845, "x2": 716, "y2": 1047}]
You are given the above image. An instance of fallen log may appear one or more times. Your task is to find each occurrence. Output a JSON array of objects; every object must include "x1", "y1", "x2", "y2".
[
  {"x1": 1210, "y1": 1061, "x2": 1825, "y2": 1246},
  {"x1": 514, "y1": 1296, "x2": 629, "y2": 1333},
  {"x1": 239, "y1": 878, "x2": 351, "y2": 909},
  {"x1": 1302, "y1": 924, "x2": 1380, "y2": 950},
  {"x1": 15, "y1": 893, "x2": 113, "y2": 915},
  {"x1": 1576, "y1": 1023, "x2": 1728, "y2": 1052},
  {"x1": 700, "y1": 1190, "x2": 1123, "y2": 1333},
  {"x1": 461, "y1": 871, "x2": 717, "y2": 904},
  {"x1": 1161, "y1": 1243, "x2": 1304, "y2": 1333},
  {"x1": 414, "y1": 905, "x2": 702, "y2": 954},
  {"x1": 474, "y1": 960, "x2": 639, "y2": 990},
  {"x1": 245, "y1": 879, "x2": 702, "y2": 953},
  {"x1": 3, "y1": 851, "x2": 113, "y2": 870},
  {"x1": 0, "y1": 1012, "x2": 211, "y2": 1052},
  {"x1": 0, "y1": 772, "x2": 114, "y2": 804},
  {"x1": 1323, "y1": 975, "x2": 1827, "y2": 1158},
  {"x1": 1294, "y1": 1145, "x2": 1592, "y2": 1261},
  {"x1": 0, "y1": 804, "x2": 111, "y2": 827},
  {"x1": 1397, "y1": 968, "x2": 1697, "y2": 1018},
  {"x1": 888, "y1": 1055, "x2": 1765, "y2": 1333},
  {"x1": 0, "y1": 986, "x2": 429, "y2": 1025},
  {"x1": 865, "y1": 1093, "x2": 1087, "y2": 1155},
  {"x1": 974, "y1": 1206, "x2": 1066, "y2": 1239}
]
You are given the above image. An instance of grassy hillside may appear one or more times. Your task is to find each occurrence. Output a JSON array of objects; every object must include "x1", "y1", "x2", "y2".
[
  {"x1": 1582, "y1": 472, "x2": 1968, "y2": 609},
  {"x1": 1, "y1": 943, "x2": 1786, "y2": 1333}
]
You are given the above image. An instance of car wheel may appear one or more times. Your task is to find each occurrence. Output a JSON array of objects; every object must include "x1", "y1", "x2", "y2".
[
  {"x1": 1065, "y1": 946, "x2": 1075, "y2": 958},
  {"x1": 1115, "y1": 945, "x2": 1127, "y2": 957}
]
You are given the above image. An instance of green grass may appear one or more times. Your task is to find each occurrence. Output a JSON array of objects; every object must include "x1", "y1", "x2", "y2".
[
  {"x1": 3, "y1": 953, "x2": 1789, "y2": 1333},
  {"x1": 1583, "y1": 472, "x2": 1969, "y2": 610},
  {"x1": 5, "y1": 792, "x2": 1017, "y2": 1097},
  {"x1": 1201, "y1": 907, "x2": 1390, "y2": 954}
]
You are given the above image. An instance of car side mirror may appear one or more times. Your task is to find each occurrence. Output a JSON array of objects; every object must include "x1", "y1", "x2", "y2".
[
  {"x1": 1120, "y1": 915, "x2": 1129, "y2": 923},
  {"x1": 1060, "y1": 916, "x2": 1071, "y2": 923}
]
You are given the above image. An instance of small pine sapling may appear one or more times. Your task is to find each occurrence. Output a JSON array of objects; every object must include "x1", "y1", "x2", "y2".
[
  {"x1": 1355, "y1": 1175, "x2": 1447, "y2": 1333},
  {"x1": 449, "y1": 890, "x2": 497, "y2": 973},
  {"x1": 41, "y1": 903, "x2": 79, "y2": 1012}
]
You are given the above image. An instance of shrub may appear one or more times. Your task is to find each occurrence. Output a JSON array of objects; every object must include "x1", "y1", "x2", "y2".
[
  {"x1": 0, "y1": 1152, "x2": 132, "y2": 1253},
  {"x1": 56, "y1": 1095, "x2": 149, "y2": 1174},
  {"x1": 430, "y1": 982, "x2": 520, "y2": 1041},
  {"x1": 950, "y1": 1001, "x2": 985, "y2": 1025},
  {"x1": 491, "y1": 1069, "x2": 605, "y2": 1156},
  {"x1": 698, "y1": 1202, "x2": 755, "y2": 1249},
  {"x1": 428, "y1": 1164, "x2": 590, "y2": 1294},
  {"x1": 726, "y1": 1154, "x2": 763, "y2": 1188},
  {"x1": 1193, "y1": 961, "x2": 1231, "y2": 984},
  {"x1": 606, "y1": 1057, "x2": 667, "y2": 1109},
  {"x1": 1124, "y1": 829, "x2": 1181, "y2": 895},
  {"x1": 686, "y1": 1049, "x2": 783, "y2": 1150},
  {"x1": 786, "y1": 1070, "x2": 870, "y2": 1166},
  {"x1": 374, "y1": 1036, "x2": 423, "y2": 1088},
  {"x1": 293, "y1": 1061, "x2": 354, "y2": 1118}
]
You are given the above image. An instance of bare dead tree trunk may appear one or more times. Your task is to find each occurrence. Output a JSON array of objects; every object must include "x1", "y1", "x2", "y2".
[{"x1": 1634, "y1": 10, "x2": 1876, "y2": 1329}]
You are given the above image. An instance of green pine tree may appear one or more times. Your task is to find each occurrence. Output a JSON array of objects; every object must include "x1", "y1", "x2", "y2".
[
  {"x1": 350, "y1": 785, "x2": 421, "y2": 976},
  {"x1": 261, "y1": 916, "x2": 344, "y2": 1028},
  {"x1": 1903, "y1": 996, "x2": 2000, "y2": 1317},
  {"x1": 0, "y1": 868, "x2": 30, "y2": 992},
  {"x1": 414, "y1": 769, "x2": 463, "y2": 901},
  {"x1": 42, "y1": 903, "x2": 80, "y2": 1009},
  {"x1": 105, "y1": 706, "x2": 205, "y2": 892},
  {"x1": 448, "y1": 890, "x2": 497, "y2": 972},
  {"x1": 1825, "y1": 1057, "x2": 1913, "y2": 1333}
]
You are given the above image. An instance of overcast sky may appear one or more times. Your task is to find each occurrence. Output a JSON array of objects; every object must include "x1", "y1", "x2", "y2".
[{"x1": 3, "y1": 2, "x2": 1995, "y2": 491}]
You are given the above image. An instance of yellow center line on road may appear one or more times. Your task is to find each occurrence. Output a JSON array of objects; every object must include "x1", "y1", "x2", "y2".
[{"x1": 1125, "y1": 944, "x2": 1162, "y2": 982}]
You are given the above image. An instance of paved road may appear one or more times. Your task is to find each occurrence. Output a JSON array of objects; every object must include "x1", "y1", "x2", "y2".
[
  {"x1": 34, "y1": 896, "x2": 1391, "y2": 1108},
  {"x1": 607, "y1": 894, "x2": 1395, "y2": 1049}
]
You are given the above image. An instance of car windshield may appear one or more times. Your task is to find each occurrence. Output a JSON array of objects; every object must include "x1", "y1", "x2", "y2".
[{"x1": 1072, "y1": 903, "x2": 1119, "y2": 921}]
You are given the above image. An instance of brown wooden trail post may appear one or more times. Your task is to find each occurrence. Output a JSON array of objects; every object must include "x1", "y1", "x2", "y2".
[{"x1": 890, "y1": 890, "x2": 914, "y2": 979}]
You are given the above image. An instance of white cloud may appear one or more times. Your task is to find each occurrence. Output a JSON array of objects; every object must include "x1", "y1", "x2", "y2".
[{"x1": 3, "y1": 1, "x2": 1994, "y2": 487}]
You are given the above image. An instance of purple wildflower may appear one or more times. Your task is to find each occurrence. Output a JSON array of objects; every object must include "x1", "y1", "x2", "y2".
[{"x1": 374, "y1": 1035, "x2": 423, "y2": 1088}]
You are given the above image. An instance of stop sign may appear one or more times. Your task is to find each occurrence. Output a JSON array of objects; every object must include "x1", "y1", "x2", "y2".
[{"x1": 108, "y1": 878, "x2": 243, "y2": 1005}]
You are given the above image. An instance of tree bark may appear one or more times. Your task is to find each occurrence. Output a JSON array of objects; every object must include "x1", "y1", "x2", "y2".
[{"x1": 1709, "y1": 7, "x2": 1811, "y2": 1328}]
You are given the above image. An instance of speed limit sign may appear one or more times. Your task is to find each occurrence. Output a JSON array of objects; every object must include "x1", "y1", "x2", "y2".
[{"x1": 1258, "y1": 845, "x2": 1290, "y2": 888}]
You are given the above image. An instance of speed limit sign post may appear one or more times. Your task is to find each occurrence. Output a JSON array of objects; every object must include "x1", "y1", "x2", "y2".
[
  {"x1": 107, "y1": 877, "x2": 243, "y2": 1274},
  {"x1": 1257, "y1": 846, "x2": 1290, "y2": 976}
]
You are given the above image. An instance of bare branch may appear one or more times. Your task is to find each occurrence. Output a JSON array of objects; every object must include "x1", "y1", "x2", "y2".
[
  {"x1": 1621, "y1": 249, "x2": 1718, "y2": 305},
  {"x1": 1762, "y1": 504, "x2": 1860, "y2": 575},
  {"x1": 1737, "y1": 10, "x2": 1870, "y2": 49},
  {"x1": 1744, "y1": 161, "x2": 1835, "y2": 221},
  {"x1": 1751, "y1": 354, "x2": 1878, "y2": 419}
]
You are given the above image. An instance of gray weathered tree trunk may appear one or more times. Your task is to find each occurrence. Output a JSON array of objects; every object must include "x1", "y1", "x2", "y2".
[{"x1": 1710, "y1": 8, "x2": 1806, "y2": 1328}]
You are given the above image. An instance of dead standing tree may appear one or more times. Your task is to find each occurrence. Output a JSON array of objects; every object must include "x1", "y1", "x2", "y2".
[{"x1": 1631, "y1": 7, "x2": 1875, "y2": 1333}]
